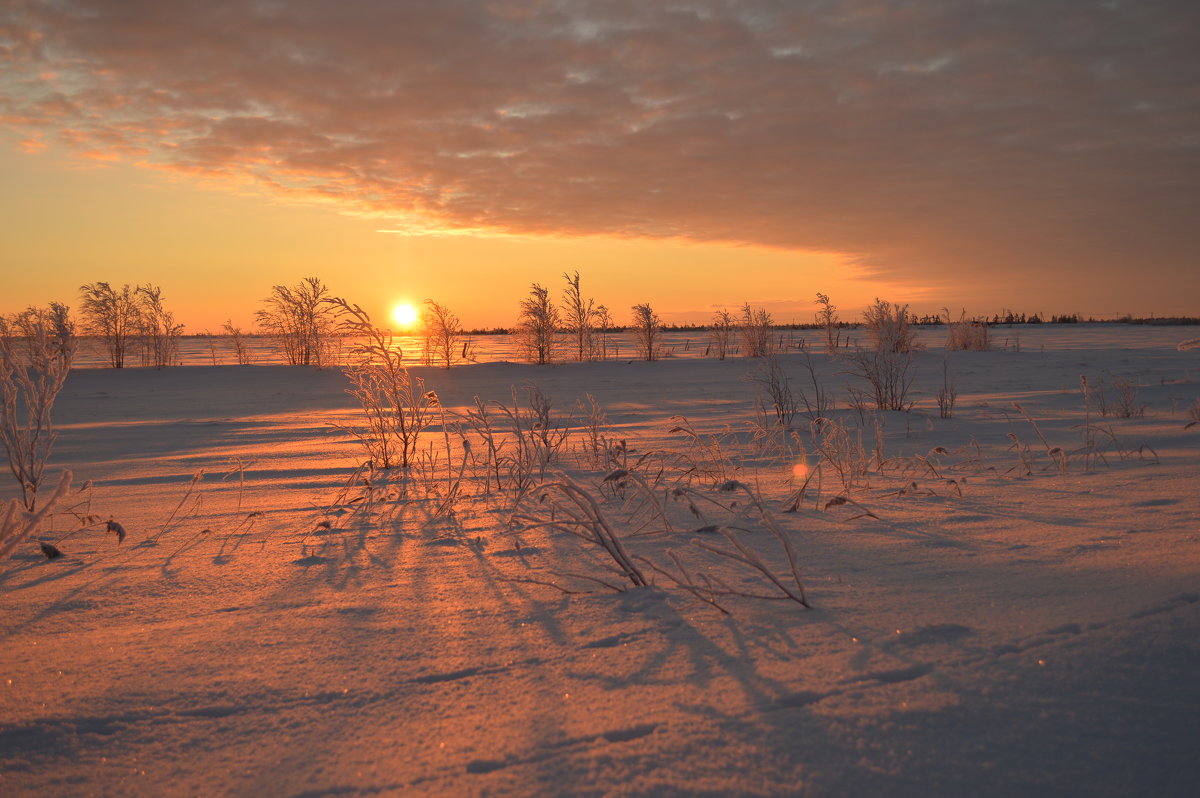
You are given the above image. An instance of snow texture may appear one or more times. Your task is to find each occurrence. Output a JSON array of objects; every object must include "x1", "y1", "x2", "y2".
[{"x1": 2, "y1": 330, "x2": 1199, "y2": 797}]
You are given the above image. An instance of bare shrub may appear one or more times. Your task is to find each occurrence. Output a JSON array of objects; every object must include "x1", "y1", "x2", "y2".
[
  {"x1": 1108, "y1": 375, "x2": 1145, "y2": 419},
  {"x1": 517, "y1": 283, "x2": 560, "y2": 365},
  {"x1": 810, "y1": 417, "x2": 870, "y2": 494},
  {"x1": 944, "y1": 308, "x2": 990, "y2": 351},
  {"x1": 257, "y1": 277, "x2": 337, "y2": 366},
  {"x1": 78, "y1": 281, "x2": 141, "y2": 368},
  {"x1": 1, "y1": 306, "x2": 76, "y2": 510},
  {"x1": 329, "y1": 298, "x2": 433, "y2": 469},
  {"x1": 1082, "y1": 373, "x2": 1146, "y2": 419},
  {"x1": 222, "y1": 320, "x2": 252, "y2": 364},
  {"x1": 740, "y1": 303, "x2": 774, "y2": 358},
  {"x1": 842, "y1": 345, "x2": 916, "y2": 412},
  {"x1": 815, "y1": 292, "x2": 842, "y2": 351},
  {"x1": 562, "y1": 271, "x2": 598, "y2": 361},
  {"x1": 708, "y1": 308, "x2": 736, "y2": 360},
  {"x1": 594, "y1": 304, "x2": 614, "y2": 360},
  {"x1": 630, "y1": 302, "x2": 662, "y2": 361},
  {"x1": 748, "y1": 356, "x2": 799, "y2": 429},
  {"x1": 421, "y1": 300, "x2": 463, "y2": 370},
  {"x1": 843, "y1": 298, "x2": 918, "y2": 411},
  {"x1": 863, "y1": 298, "x2": 918, "y2": 353},
  {"x1": 135, "y1": 284, "x2": 184, "y2": 368}
]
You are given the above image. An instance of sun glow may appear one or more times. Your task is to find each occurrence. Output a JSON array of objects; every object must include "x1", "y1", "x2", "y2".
[{"x1": 392, "y1": 303, "x2": 419, "y2": 328}]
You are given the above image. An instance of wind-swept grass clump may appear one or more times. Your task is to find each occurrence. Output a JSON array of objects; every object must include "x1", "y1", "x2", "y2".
[{"x1": 510, "y1": 475, "x2": 649, "y2": 591}]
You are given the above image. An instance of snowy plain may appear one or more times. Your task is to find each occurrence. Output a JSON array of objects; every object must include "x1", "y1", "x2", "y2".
[{"x1": 2, "y1": 326, "x2": 1199, "y2": 797}]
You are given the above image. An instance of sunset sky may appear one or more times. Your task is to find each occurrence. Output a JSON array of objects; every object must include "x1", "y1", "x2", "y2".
[{"x1": 2, "y1": 0, "x2": 1197, "y2": 330}]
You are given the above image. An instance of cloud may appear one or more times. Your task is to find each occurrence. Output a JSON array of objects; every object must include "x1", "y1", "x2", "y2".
[{"x1": 2, "y1": 0, "x2": 1198, "y2": 291}]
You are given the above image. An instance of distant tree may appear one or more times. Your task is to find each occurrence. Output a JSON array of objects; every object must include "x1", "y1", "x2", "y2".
[
  {"x1": 222, "y1": 320, "x2": 252, "y2": 364},
  {"x1": 78, "y1": 282, "x2": 141, "y2": 368},
  {"x1": 631, "y1": 302, "x2": 662, "y2": 361},
  {"x1": 595, "y1": 304, "x2": 614, "y2": 360},
  {"x1": 708, "y1": 308, "x2": 736, "y2": 360},
  {"x1": 421, "y1": 299, "x2": 463, "y2": 370},
  {"x1": 135, "y1": 284, "x2": 184, "y2": 369},
  {"x1": 256, "y1": 277, "x2": 337, "y2": 366},
  {"x1": 815, "y1": 293, "x2": 842, "y2": 351},
  {"x1": 562, "y1": 270, "x2": 597, "y2": 361},
  {"x1": 740, "y1": 303, "x2": 774, "y2": 358},
  {"x1": 516, "y1": 283, "x2": 560, "y2": 365}
]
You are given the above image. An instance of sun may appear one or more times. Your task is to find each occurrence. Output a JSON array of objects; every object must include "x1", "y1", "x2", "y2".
[{"x1": 392, "y1": 303, "x2": 419, "y2": 328}]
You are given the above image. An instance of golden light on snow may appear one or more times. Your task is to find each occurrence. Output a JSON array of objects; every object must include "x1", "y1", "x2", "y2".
[{"x1": 392, "y1": 303, "x2": 419, "y2": 328}]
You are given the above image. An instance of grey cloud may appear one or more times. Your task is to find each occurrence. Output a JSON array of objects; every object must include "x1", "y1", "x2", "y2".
[{"x1": 2, "y1": 0, "x2": 1198, "y2": 292}]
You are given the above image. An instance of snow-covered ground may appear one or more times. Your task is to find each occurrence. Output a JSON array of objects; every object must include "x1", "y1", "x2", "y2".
[{"x1": 3, "y1": 333, "x2": 1199, "y2": 796}]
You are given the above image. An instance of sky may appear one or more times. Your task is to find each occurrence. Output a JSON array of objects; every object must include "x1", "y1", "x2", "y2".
[{"x1": 2, "y1": 0, "x2": 1198, "y2": 331}]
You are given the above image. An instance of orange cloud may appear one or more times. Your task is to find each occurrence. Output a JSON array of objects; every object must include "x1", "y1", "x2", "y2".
[{"x1": 0, "y1": 0, "x2": 1196, "y2": 306}]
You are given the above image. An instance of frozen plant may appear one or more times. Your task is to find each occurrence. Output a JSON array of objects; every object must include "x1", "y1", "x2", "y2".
[
  {"x1": 842, "y1": 298, "x2": 918, "y2": 411},
  {"x1": 937, "y1": 356, "x2": 957, "y2": 418},
  {"x1": 863, "y1": 298, "x2": 918, "y2": 353},
  {"x1": 562, "y1": 271, "x2": 598, "y2": 361},
  {"x1": 222, "y1": 320, "x2": 253, "y2": 365},
  {"x1": 630, "y1": 302, "x2": 662, "y2": 361},
  {"x1": 747, "y1": 355, "x2": 799, "y2": 429},
  {"x1": 135, "y1": 284, "x2": 184, "y2": 368},
  {"x1": 944, "y1": 308, "x2": 990, "y2": 351},
  {"x1": 0, "y1": 306, "x2": 76, "y2": 510},
  {"x1": 708, "y1": 308, "x2": 736, "y2": 360},
  {"x1": 740, "y1": 303, "x2": 774, "y2": 358},
  {"x1": 815, "y1": 293, "x2": 842, "y2": 351},
  {"x1": 420, "y1": 299, "x2": 463, "y2": 370},
  {"x1": 329, "y1": 298, "x2": 434, "y2": 469},
  {"x1": 78, "y1": 281, "x2": 141, "y2": 368},
  {"x1": 516, "y1": 283, "x2": 560, "y2": 365},
  {"x1": 256, "y1": 277, "x2": 338, "y2": 367}
]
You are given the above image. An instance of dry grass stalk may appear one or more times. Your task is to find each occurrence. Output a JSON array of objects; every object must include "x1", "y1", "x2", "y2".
[{"x1": 510, "y1": 474, "x2": 648, "y2": 589}]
